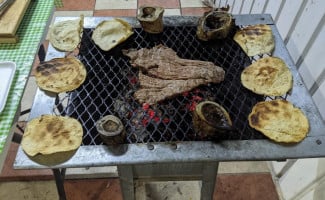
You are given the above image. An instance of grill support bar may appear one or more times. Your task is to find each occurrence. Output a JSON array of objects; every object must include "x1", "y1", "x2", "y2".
[
  {"x1": 52, "y1": 168, "x2": 67, "y2": 200},
  {"x1": 118, "y1": 162, "x2": 219, "y2": 200}
]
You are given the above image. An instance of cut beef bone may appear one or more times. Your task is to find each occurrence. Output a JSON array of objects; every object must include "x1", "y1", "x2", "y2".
[{"x1": 123, "y1": 45, "x2": 225, "y2": 104}]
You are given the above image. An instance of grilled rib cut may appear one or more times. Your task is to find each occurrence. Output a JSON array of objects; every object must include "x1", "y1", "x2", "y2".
[{"x1": 123, "y1": 45, "x2": 225, "y2": 104}]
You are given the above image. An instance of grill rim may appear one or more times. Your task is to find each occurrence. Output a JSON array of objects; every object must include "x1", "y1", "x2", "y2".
[
  {"x1": 14, "y1": 15, "x2": 325, "y2": 169},
  {"x1": 60, "y1": 25, "x2": 267, "y2": 145}
]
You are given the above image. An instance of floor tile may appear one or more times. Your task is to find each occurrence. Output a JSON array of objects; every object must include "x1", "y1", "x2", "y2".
[
  {"x1": 0, "y1": 174, "x2": 278, "y2": 200},
  {"x1": 164, "y1": 9, "x2": 181, "y2": 16},
  {"x1": 181, "y1": 7, "x2": 211, "y2": 16},
  {"x1": 136, "y1": 181, "x2": 201, "y2": 200},
  {"x1": 0, "y1": 141, "x2": 53, "y2": 181},
  {"x1": 56, "y1": 0, "x2": 96, "y2": 11},
  {"x1": 94, "y1": 9, "x2": 137, "y2": 17},
  {"x1": 180, "y1": 0, "x2": 207, "y2": 8},
  {"x1": 0, "y1": 181, "x2": 58, "y2": 200},
  {"x1": 53, "y1": 10, "x2": 94, "y2": 18},
  {"x1": 64, "y1": 178, "x2": 122, "y2": 200},
  {"x1": 218, "y1": 161, "x2": 270, "y2": 174},
  {"x1": 135, "y1": 173, "x2": 278, "y2": 200},
  {"x1": 215, "y1": 173, "x2": 279, "y2": 200},
  {"x1": 95, "y1": 0, "x2": 137, "y2": 10},
  {"x1": 138, "y1": 0, "x2": 180, "y2": 9}
]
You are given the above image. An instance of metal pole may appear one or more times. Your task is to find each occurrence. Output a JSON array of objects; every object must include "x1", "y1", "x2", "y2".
[
  {"x1": 118, "y1": 165, "x2": 135, "y2": 200},
  {"x1": 52, "y1": 168, "x2": 67, "y2": 200},
  {"x1": 201, "y1": 162, "x2": 219, "y2": 200}
]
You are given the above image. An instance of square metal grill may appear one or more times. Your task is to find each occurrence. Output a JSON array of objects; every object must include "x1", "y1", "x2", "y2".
[{"x1": 54, "y1": 25, "x2": 270, "y2": 145}]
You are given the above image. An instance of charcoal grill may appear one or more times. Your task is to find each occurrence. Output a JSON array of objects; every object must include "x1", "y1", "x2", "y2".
[
  {"x1": 15, "y1": 15, "x2": 325, "y2": 200},
  {"x1": 55, "y1": 21, "x2": 267, "y2": 145}
]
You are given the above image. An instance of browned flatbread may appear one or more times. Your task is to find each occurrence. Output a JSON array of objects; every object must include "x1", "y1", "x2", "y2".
[
  {"x1": 92, "y1": 18, "x2": 133, "y2": 51},
  {"x1": 241, "y1": 57, "x2": 293, "y2": 96},
  {"x1": 21, "y1": 115, "x2": 83, "y2": 156},
  {"x1": 248, "y1": 100, "x2": 309, "y2": 143},
  {"x1": 49, "y1": 15, "x2": 84, "y2": 52},
  {"x1": 35, "y1": 57, "x2": 87, "y2": 93},
  {"x1": 234, "y1": 24, "x2": 274, "y2": 56}
]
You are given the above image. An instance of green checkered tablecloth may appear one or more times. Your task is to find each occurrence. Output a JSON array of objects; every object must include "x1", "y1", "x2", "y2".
[
  {"x1": 0, "y1": 0, "x2": 54, "y2": 154},
  {"x1": 54, "y1": 0, "x2": 63, "y2": 8}
]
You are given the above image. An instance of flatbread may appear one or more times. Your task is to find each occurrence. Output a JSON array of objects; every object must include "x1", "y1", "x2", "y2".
[
  {"x1": 234, "y1": 24, "x2": 274, "y2": 56},
  {"x1": 49, "y1": 15, "x2": 84, "y2": 52},
  {"x1": 241, "y1": 57, "x2": 293, "y2": 96},
  {"x1": 35, "y1": 57, "x2": 87, "y2": 93},
  {"x1": 248, "y1": 100, "x2": 309, "y2": 143},
  {"x1": 21, "y1": 115, "x2": 83, "y2": 156},
  {"x1": 92, "y1": 18, "x2": 133, "y2": 51}
]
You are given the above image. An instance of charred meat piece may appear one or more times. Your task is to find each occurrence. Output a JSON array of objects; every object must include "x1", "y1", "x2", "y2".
[{"x1": 123, "y1": 45, "x2": 225, "y2": 104}]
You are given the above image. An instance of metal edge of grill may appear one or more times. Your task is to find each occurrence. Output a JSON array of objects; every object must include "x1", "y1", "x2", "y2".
[
  {"x1": 51, "y1": 16, "x2": 290, "y2": 146},
  {"x1": 13, "y1": 15, "x2": 325, "y2": 170}
]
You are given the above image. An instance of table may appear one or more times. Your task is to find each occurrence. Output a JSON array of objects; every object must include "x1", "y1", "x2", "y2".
[
  {"x1": 14, "y1": 15, "x2": 325, "y2": 200},
  {"x1": 0, "y1": 0, "x2": 54, "y2": 171}
]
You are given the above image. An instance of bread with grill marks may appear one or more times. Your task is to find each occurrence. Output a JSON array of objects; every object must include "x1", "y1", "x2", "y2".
[
  {"x1": 234, "y1": 24, "x2": 274, "y2": 56},
  {"x1": 35, "y1": 57, "x2": 86, "y2": 93},
  {"x1": 21, "y1": 115, "x2": 83, "y2": 156},
  {"x1": 49, "y1": 15, "x2": 83, "y2": 52},
  {"x1": 248, "y1": 100, "x2": 309, "y2": 143},
  {"x1": 92, "y1": 18, "x2": 133, "y2": 51},
  {"x1": 241, "y1": 57, "x2": 293, "y2": 96}
]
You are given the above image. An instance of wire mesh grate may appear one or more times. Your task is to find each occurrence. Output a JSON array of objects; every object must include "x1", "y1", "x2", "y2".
[{"x1": 53, "y1": 25, "x2": 275, "y2": 145}]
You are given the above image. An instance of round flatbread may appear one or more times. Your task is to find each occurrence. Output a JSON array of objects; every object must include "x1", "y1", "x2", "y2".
[
  {"x1": 92, "y1": 18, "x2": 133, "y2": 51},
  {"x1": 241, "y1": 57, "x2": 293, "y2": 96},
  {"x1": 35, "y1": 57, "x2": 87, "y2": 93},
  {"x1": 248, "y1": 100, "x2": 309, "y2": 143},
  {"x1": 234, "y1": 24, "x2": 274, "y2": 56},
  {"x1": 21, "y1": 115, "x2": 83, "y2": 156},
  {"x1": 49, "y1": 15, "x2": 84, "y2": 52}
]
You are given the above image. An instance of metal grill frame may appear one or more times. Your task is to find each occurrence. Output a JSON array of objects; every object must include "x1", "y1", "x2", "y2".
[
  {"x1": 15, "y1": 15, "x2": 325, "y2": 169},
  {"x1": 54, "y1": 23, "x2": 270, "y2": 145}
]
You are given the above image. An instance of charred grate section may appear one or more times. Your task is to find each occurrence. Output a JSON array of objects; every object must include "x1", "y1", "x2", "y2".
[{"x1": 54, "y1": 26, "x2": 270, "y2": 145}]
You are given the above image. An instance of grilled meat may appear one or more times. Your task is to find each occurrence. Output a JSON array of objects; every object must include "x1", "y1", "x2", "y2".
[{"x1": 123, "y1": 45, "x2": 225, "y2": 104}]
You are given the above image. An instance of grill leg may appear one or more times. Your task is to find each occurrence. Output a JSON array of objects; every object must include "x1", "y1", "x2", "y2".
[
  {"x1": 52, "y1": 168, "x2": 67, "y2": 200},
  {"x1": 201, "y1": 162, "x2": 219, "y2": 200},
  {"x1": 117, "y1": 165, "x2": 135, "y2": 200},
  {"x1": 117, "y1": 162, "x2": 218, "y2": 200}
]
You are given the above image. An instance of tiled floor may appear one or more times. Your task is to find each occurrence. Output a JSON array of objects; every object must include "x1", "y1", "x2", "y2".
[{"x1": 0, "y1": 0, "x2": 280, "y2": 199}]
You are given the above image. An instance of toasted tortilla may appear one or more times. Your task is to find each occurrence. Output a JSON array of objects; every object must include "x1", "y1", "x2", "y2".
[
  {"x1": 21, "y1": 115, "x2": 83, "y2": 156},
  {"x1": 249, "y1": 100, "x2": 309, "y2": 143},
  {"x1": 92, "y1": 18, "x2": 133, "y2": 51},
  {"x1": 49, "y1": 15, "x2": 84, "y2": 52},
  {"x1": 241, "y1": 57, "x2": 293, "y2": 96},
  {"x1": 234, "y1": 24, "x2": 274, "y2": 56},
  {"x1": 35, "y1": 57, "x2": 87, "y2": 93}
]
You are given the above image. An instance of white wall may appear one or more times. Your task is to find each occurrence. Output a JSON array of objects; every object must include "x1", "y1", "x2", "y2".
[
  {"x1": 215, "y1": 0, "x2": 325, "y2": 199},
  {"x1": 216, "y1": 0, "x2": 325, "y2": 121}
]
